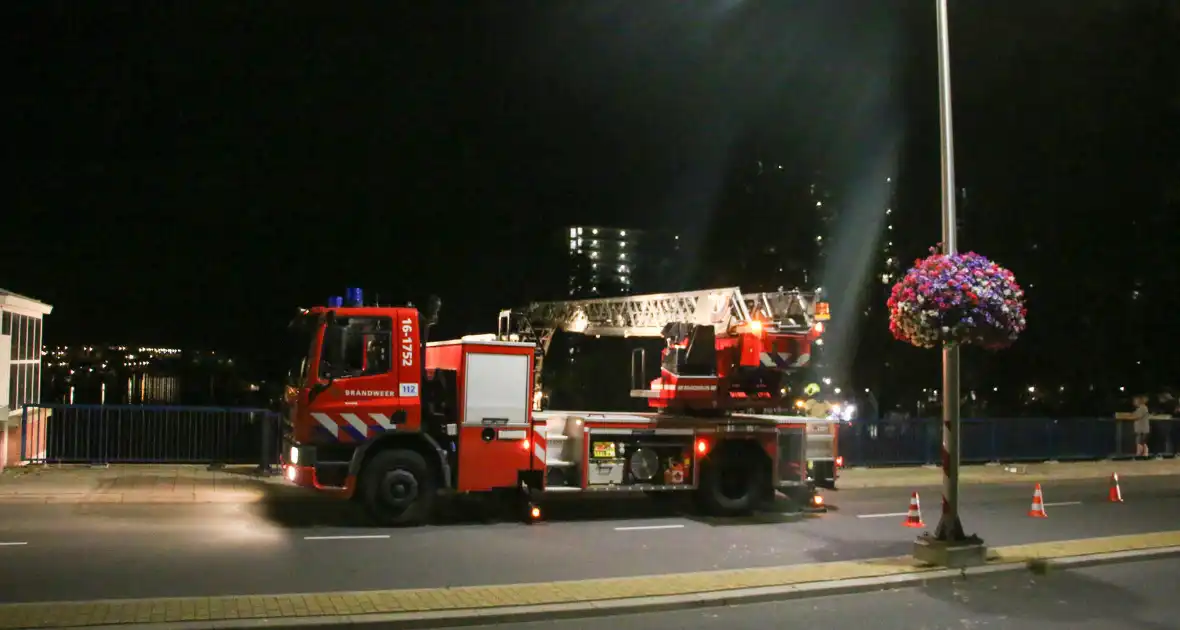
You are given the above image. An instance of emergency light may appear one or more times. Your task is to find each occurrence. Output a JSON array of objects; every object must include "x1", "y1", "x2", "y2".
[
  {"x1": 346, "y1": 287, "x2": 364, "y2": 307},
  {"x1": 327, "y1": 296, "x2": 344, "y2": 308}
]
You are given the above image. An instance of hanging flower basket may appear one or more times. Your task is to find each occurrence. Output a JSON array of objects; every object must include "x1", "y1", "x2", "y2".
[{"x1": 887, "y1": 246, "x2": 1027, "y2": 350}]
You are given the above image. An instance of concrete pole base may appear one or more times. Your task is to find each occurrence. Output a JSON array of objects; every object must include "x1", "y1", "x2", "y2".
[{"x1": 913, "y1": 535, "x2": 988, "y2": 569}]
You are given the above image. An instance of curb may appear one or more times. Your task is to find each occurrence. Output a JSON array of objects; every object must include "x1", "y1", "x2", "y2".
[
  {"x1": 836, "y1": 467, "x2": 1180, "y2": 491},
  {"x1": 74, "y1": 545, "x2": 1180, "y2": 630}
]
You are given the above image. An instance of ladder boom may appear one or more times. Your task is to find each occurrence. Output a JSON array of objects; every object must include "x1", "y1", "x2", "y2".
[{"x1": 499, "y1": 287, "x2": 822, "y2": 340}]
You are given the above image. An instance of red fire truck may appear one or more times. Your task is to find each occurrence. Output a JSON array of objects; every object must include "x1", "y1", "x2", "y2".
[{"x1": 281, "y1": 288, "x2": 831, "y2": 526}]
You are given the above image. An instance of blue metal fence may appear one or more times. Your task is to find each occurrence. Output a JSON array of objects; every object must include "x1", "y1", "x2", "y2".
[
  {"x1": 17, "y1": 405, "x2": 1178, "y2": 469},
  {"x1": 21, "y1": 404, "x2": 282, "y2": 466},
  {"x1": 840, "y1": 417, "x2": 1180, "y2": 467}
]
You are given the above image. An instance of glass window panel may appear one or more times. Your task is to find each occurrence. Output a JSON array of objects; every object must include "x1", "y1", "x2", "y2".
[
  {"x1": 32, "y1": 363, "x2": 41, "y2": 405},
  {"x1": 10, "y1": 315, "x2": 21, "y2": 360},
  {"x1": 33, "y1": 318, "x2": 42, "y2": 361},
  {"x1": 1, "y1": 311, "x2": 9, "y2": 335},
  {"x1": 12, "y1": 363, "x2": 23, "y2": 409},
  {"x1": 19, "y1": 315, "x2": 30, "y2": 360},
  {"x1": 7, "y1": 368, "x2": 15, "y2": 409},
  {"x1": 22, "y1": 316, "x2": 32, "y2": 361}
]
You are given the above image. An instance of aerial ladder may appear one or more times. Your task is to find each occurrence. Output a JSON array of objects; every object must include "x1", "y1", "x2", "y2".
[{"x1": 497, "y1": 287, "x2": 831, "y2": 415}]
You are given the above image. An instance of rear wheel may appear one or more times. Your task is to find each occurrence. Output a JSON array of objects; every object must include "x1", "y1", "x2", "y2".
[
  {"x1": 694, "y1": 452, "x2": 769, "y2": 517},
  {"x1": 361, "y1": 449, "x2": 436, "y2": 526}
]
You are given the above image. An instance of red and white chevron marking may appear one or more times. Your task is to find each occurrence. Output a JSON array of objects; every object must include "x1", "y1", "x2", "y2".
[
  {"x1": 310, "y1": 412, "x2": 399, "y2": 442},
  {"x1": 531, "y1": 420, "x2": 548, "y2": 469}
]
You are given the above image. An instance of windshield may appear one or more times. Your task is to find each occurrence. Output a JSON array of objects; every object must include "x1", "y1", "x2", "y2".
[
  {"x1": 286, "y1": 313, "x2": 318, "y2": 388},
  {"x1": 319, "y1": 316, "x2": 393, "y2": 380}
]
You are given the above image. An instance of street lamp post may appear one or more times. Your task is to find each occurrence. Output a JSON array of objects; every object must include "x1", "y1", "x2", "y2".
[{"x1": 912, "y1": 0, "x2": 988, "y2": 568}]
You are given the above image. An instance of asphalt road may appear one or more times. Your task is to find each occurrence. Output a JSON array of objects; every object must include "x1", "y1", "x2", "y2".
[
  {"x1": 0, "y1": 474, "x2": 1178, "y2": 604},
  {"x1": 441, "y1": 555, "x2": 1180, "y2": 630}
]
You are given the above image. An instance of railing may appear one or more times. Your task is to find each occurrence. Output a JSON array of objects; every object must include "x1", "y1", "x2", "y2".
[
  {"x1": 20, "y1": 404, "x2": 282, "y2": 467},
  {"x1": 17, "y1": 405, "x2": 1178, "y2": 470},
  {"x1": 840, "y1": 416, "x2": 1180, "y2": 467}
]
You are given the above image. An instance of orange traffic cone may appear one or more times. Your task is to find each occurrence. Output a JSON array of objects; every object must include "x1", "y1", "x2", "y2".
[
  {"x1": 1109, "y1": 473, "x2": 1123, "y2": 503},
  {"x1": 903, "y1": 492, "x2": 925, "y2": 528},
  {"x1": 1028, "y1": 483, "x2": 1048, "y2": 518}
]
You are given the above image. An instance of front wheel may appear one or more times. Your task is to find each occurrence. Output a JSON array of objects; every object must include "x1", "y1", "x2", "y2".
[{"x1": 361, "y1": 449, "x2": 436, "y2": 526}]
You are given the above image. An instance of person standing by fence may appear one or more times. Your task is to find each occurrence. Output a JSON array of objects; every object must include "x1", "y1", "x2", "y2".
[{"x1": 1132, "y1": 394, "x2": 1152, "y2": 457}]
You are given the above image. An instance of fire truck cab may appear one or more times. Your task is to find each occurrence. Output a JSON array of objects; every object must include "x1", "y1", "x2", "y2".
[{"x1": 282, "y1": 290, "x2": 823, "y2": 526}]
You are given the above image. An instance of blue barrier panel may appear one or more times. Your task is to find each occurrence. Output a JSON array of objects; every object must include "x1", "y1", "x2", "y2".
[
  {"x1": 20, "y1": 404, "x2": 282, "y2": 466},
  {"x1": 838, "y1": 417, "x2": 1171, "y2": 468}
]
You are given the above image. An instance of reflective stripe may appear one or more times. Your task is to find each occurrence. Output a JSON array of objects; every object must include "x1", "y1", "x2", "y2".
[
  {"x1": 311, "y1": 413, "x2": 338, "y2": 437},
  {"x1": 339, "y1": 413, "x2": 370, "y2": 436},
  {"x1": 370, "y1": 413, "x2": 397, "y2": 430}
]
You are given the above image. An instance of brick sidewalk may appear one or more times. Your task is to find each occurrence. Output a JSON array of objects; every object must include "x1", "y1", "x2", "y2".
[
  {"x1": 0, "y1": 464, "x2": 319, "y2": 504},
  {"x1": 838, "y1": 457, "x2": 1180, "y2": 489},
  {"x1": 0, "y1": 530, "x2": 1177, "y2": 629}
]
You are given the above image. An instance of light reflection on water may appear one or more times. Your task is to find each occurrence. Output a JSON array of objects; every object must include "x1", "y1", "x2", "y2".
[{"x1": 65, "y1": 374, "x2": 180, "y2": 405}]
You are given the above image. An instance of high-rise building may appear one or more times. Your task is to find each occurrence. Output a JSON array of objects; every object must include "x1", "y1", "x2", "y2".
[
  {"x1": 701, "y1": 163, "x2": 831, "y2": 292},
  {"x1": 560, "y1": 226, "x2": 686, "y2": 299},
  {"x1": 563, "y1": 226, "x2": 637, "y2": 298}
]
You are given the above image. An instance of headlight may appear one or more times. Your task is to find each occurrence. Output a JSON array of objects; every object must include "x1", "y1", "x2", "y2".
[{"x1": 289, "y1": 446, "x2": 299, "y2": 465}]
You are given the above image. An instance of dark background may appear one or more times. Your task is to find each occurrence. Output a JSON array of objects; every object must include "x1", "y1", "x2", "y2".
[{"x1": 5, "y1": 1, "x2": 1178, "y2": 408}]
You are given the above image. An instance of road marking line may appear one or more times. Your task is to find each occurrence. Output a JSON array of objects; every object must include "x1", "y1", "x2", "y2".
[
  {"x1": 857, "y1": 512, "x2": 909, "y2": 519},
  {"x1": 303, "y1": 534, "x2": 391, "y2": 541},
  {"x1": 1043, "y1": 501, "x2": 1083, "y2": 507},
  {"x1": 613, "y1": 524, "x2": 685, "y2": 531},
  {"x1": 0, "y1": 542, "x2": 28, "y2": 546}
]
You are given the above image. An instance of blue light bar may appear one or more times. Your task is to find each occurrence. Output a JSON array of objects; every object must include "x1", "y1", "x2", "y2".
[
  {"x1": 327, "y1": 296, "x2": 344, "y2": 308},
  {"x1": 345, "y1": 287, "x2": 364, "y2": 307}
]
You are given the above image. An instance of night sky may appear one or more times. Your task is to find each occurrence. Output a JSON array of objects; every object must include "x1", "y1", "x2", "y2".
[{"x1": 6, "y1": 1, "x2": 1179, "y2": 397}]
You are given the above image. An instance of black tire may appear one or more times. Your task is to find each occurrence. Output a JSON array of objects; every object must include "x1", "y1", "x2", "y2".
[
  {"x1": 361, "y1": 449, "x2": 436, "y2": 526},
  {"x1": 695, "y1": 454, "x2": 770, "y2": 517}
]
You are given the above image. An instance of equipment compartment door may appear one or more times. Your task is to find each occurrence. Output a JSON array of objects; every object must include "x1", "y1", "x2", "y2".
[{"x1": 456, "y1": 350, "x2": 533, "y2": 492}]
